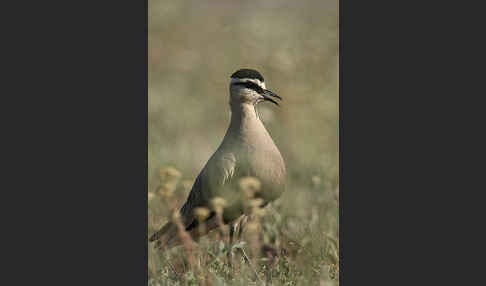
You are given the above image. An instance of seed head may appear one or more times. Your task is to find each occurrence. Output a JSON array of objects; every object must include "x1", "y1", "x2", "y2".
[
  {"x1": 239, "y1": 177, "x2": 261, "y2": 199},
  {"x1": 158, "y1": 184, "x2": 175, "y2": 199},
  {"x1": 252, "y1": 206, "x2": 266, "y2": 218},
  {"x1": 160, "y1": 166, "x2": 181, "y2": 183},
  {"x1": 148, "y1": 192, "x2": 155, "y2": 201},
  {"x1": 249, "y1": 198, "x2": 264, "y2": 208},
  {"x1": 211, "y1": 197, "x2": 228, "y2": 214},
  {"x1": 193, "y1": 207, "x2": 210, "y2": 222},
  {"x1": 182, "y1": 179, "x2": 193, "y2": 192},
  {"x1": 171, "y1": 209, "x2": 181, "y2": 221},
  {"x1": 312, "y1": 175, "x2": 321, "y2": 187}
]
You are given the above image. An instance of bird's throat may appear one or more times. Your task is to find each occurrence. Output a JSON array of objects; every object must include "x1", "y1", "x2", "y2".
[{"x1": 227, "y1": 103, "x2": 267, "y2": 139}]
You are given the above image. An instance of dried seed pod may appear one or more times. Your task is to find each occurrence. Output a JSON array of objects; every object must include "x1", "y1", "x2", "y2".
[
  {"x1": 249, "y1": 198, "x2": 264, "y2": 208},
  {"x1": 158, "y1": 184, "x2": 175, "y2": 199},
  {"x1": 182, "y1": 179, "x2": 193, "y2": 192},
  {"x1": 239, "y1": 176, "x2": 261, "y2": 191},
  {"x1": 252, "y1": 206, "x2": 266, "y2": 218},
  {"x1": 148, "y1": 192, "x2": 155, "y2": 201},
  {"x1": 211, "y1": 197, "x2": 228, "y2": 214},
  {"x1": 312, "y1": 175, "x2": 321, "y2": 187},
  {"x1": 171, "y1": 209, "x2": 181, "y2": 221},
  {"x1": 193, "y1": 207, "x2": 210, "y2": 222},
  {"x1": 160, "y1": 166, "x2": 182, "y2": 183}
]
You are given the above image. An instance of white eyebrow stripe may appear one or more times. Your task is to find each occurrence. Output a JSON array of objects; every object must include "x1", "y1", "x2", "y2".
[{"x1": 230, "y1": 78, "x2": 266, "y2": 89}]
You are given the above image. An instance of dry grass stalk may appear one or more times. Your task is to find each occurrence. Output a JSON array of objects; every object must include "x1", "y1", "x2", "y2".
[
  {"x1": 172, "y1": 209, "x2": 200, "y2": 275},
  {"x1": 157, "y1": 167, "x2": 202, "y2": 278},
  {"x1": 210, "y1": 197, "x2": 229, "y2": 244}
]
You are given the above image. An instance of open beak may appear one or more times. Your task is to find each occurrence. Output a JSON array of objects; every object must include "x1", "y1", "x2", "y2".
[{"x1": 262, "y1": 89, "x2": 282, "y2": 106}]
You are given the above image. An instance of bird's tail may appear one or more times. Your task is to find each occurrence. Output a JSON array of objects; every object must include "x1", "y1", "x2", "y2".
[
  {"x1": 149, "y1": 221, "x2": 183, "y2": 250},
  {"x1": 149, "y1": 213, "x2": 224, "y2": 251}
]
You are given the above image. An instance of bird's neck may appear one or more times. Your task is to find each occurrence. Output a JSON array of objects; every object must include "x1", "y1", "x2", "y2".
[
  {"x1": 229, "y1": 103, "x2": 260, "y2": 129},
  {"x1": 224, "y1": 103, "x2": 275, "y2": 153}
]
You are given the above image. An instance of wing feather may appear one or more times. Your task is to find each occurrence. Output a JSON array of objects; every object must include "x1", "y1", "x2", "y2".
[{"x1": 149, "y1": 152, "x2": 237, "y2": 249}]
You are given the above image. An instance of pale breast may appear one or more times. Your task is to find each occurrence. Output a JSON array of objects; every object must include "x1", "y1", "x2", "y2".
[{"x1": 237, "y1": 127, "x2": 286, "y2": 201}]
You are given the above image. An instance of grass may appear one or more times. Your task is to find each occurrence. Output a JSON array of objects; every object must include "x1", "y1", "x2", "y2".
[
  {"x1": 149, "y1": 168, "x2": 338, "y2": 286},
  {"x1": 149, "y1": 0, "x2": 338, "y2": 284}
]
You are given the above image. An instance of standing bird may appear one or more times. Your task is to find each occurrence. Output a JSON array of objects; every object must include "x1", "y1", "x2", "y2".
[{"x1": 149, "y1": 69, "x2": 286, "y2": 250}]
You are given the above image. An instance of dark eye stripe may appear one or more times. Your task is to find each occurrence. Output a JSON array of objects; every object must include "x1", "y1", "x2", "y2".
[{"x1": 232, "y1": 81, "x2": 264, "y2": 94}]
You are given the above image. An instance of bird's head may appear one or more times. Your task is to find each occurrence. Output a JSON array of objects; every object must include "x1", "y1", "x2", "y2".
[{"x1": 229, "y1": 69, "x2": 281, "y2": 107}]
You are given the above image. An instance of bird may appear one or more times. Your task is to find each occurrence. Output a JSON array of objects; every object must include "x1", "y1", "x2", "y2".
[{"x1": 149, "y1": 68, "x2": 286, "y2": 250}]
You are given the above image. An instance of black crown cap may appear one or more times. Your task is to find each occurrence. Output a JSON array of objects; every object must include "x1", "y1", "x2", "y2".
[{"x1": 230, "y1": 69, "x2": 264, "y2": 82}]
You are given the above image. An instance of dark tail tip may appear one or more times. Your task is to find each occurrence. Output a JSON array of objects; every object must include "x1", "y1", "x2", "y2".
[{"x1": 149, "y1": 232, "x2": 158, "y2": 242}]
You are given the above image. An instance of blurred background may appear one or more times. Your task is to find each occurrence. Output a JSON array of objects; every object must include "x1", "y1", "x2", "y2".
[{"x1": 149, "y1": 0, "x2": 338, "y2": 284}]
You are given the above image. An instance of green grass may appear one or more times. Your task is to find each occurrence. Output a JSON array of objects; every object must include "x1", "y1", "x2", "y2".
[{"x1": 149, "y1": 0, "x2": 338, "y2": 284}]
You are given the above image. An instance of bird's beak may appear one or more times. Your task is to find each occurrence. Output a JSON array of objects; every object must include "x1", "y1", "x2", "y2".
[{"x1": 262, "y1": 89, "x2": 282, "y2": 106}]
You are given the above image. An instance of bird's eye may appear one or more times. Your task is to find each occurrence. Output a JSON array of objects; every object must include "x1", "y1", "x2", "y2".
[{"x1": 233, "y1": 82, "x2": 263, "y2": 94}]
